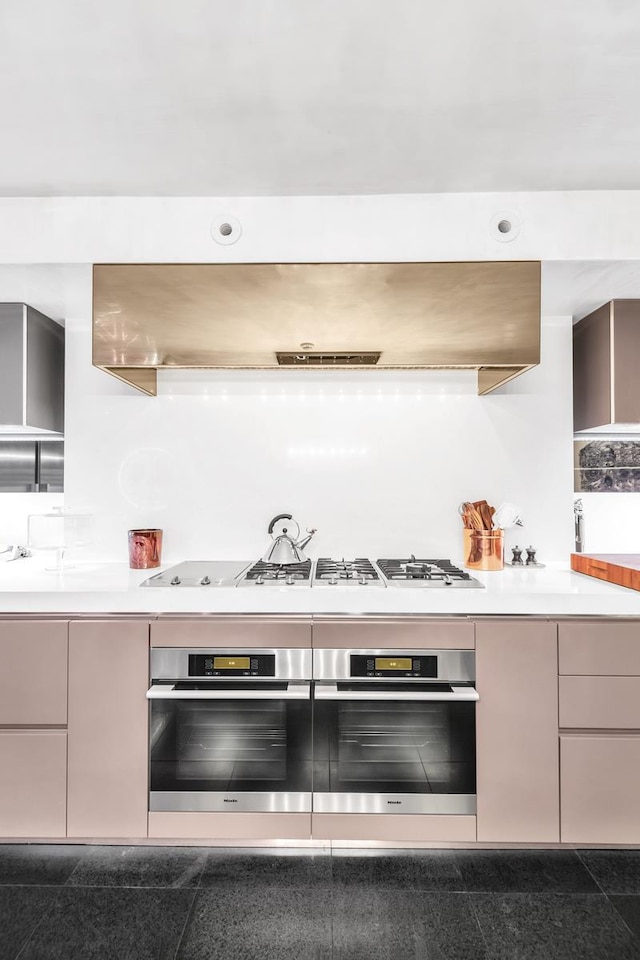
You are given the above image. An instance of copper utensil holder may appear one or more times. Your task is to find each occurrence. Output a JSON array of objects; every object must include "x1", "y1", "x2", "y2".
[
  {"x1": 128, "y1": 529, "x2": 163, "y2": 569},
  {"x1": 463, "y1": 528, "x2": 504, "y2": 570}
]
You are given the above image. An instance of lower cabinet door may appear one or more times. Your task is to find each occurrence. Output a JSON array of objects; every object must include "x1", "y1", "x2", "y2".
[
  {"x1": 561, "y1": 735, "x2": 640, "y2": 843},
  {"x1": 67, "y1": 621, "x2": 149, "y2": 838},
  {"x1": 0, "y1": 730, "x2": 67, "y2": 838}
]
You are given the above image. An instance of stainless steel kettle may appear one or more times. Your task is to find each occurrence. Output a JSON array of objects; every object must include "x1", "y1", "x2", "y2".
[{"x1": 262, "y1": 513, "x2": 317, "y2": 565}]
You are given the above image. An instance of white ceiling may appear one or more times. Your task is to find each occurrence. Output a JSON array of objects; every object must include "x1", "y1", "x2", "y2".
[{"x1": 1, "y1": 1, "x2": 640, "y2": 196}]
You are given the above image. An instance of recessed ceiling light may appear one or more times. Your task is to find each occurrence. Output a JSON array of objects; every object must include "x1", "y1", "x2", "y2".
[
  {"x1": 211, "y1": 215, "x2": 242, "y2": 245},
  {"x1": 489, "y1": 210, "x2": 521, "y2": 242}
]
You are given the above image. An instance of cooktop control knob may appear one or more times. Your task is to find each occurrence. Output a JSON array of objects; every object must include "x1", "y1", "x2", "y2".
[
  {"x1": 329, "y1": 576, "x2": 337, "y2": 585},
  {"x1": 256, "y1": 575, "x2": 264, "y2": 585},
  {"x1": 286, "y1": 574, "x2": 294, "y2": 585},
  {"x1": 170, "y1": 576, "x2": 181, "y2": 585},
  {"x1": 200, "y1": 575, "x2": 211, "y2": 585},
  {"x1": 359, "y1": 576, "x2": 368, "y2": 585}
]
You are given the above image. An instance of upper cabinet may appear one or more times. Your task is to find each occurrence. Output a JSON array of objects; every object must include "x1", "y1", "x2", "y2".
[
  {"x1": 573, "y1": 300, "x2": 640, "y2": 432},
  {"x1": 0, "y1": 303, "x2": 65, "y2": 434},
  {"x1": 92, "y1": 261, "x2": 541, "y2": 397}
]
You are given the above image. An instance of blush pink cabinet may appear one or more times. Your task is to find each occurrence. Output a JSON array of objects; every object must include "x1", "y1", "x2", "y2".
[
  {"x1": 561, "y1": 736, "x2": 640, "y2": 843},
  {"x1": 0, "y1": 620, "x2": 68, "y2": 838},
  {"x1": 67, "y1": 620, "x2": 149, "y2": 838},
  {"x1": 558, "y1": 618, "x2": 640, "y2": 843},
  {"x1": 0, "y1": 730, "x2": 67, "y2": 837},
  {"x1": 475, "y1": 619, "x2": 559, "y2": 842},
  {"x1": 312, "y1": 617, "x2": 474, "y2": 649},
  {"x1": 151, "y1": 617, "x2": 311, "y2": 648},
  {"x1": 0, "y1": 620, "x2": 68, "y2": 725}
]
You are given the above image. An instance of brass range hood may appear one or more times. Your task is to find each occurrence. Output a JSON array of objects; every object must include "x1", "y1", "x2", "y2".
[{"x1": 92, "y1": 261, "x2": 541, "y2": 396}]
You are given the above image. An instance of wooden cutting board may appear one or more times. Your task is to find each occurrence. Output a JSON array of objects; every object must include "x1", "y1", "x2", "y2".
[{"x1": 571, "y1": 554, "x2": 640, "y2": 592}]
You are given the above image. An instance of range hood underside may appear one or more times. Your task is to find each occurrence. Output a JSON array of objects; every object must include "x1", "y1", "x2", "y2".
[{"x1": 93, "y1": 262, "x2": 541, "y2": 397}]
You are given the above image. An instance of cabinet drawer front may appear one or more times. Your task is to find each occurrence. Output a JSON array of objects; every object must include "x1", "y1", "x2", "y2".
[
  {"x1": 560, "y1": 676, "x2": 640, "y2": 729},
  {"x1": 312, "y1": 814, "x2": 476, "y2": 843},
  {"x1": 148, "y1": 812, "x2": 311, "y2": 840},
  {"x1": 0, "y1": 730, "x2": 67, "y2": 838},
  {"x1": 561, "y1": 735, "x2": 640, "y2": 843},
  {"x1": 0, "y1": 621, "x2": 68, "y2": 725},
  {"x1": 559, "y1": 621, "x2": 640, "y2": 675},
  {"x1": 152, "y1": 619, "x2": 311, "y2": 649},
  {"x1": 313, "y1": 619, "x2": 474, "y2": 650}
]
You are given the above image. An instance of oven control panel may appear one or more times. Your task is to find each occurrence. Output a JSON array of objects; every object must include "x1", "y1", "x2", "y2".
[
  {"x1": 188, "y1": 653, "x2": 276, "y2": 677},
  {"x1": 350, "y1": 654, "x2": 437, "y2": 678}
]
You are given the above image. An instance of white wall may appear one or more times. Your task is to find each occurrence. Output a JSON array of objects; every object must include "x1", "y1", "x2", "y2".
[
  {"x1": 61, "y1": 270, "x2": 574, "y2": 562},
  {"x1": 0, "y1": 493, "x2": 63, "y2": 548},
  {"x1": 1, "y1": 188, "x2": 598, "y2": 564}
]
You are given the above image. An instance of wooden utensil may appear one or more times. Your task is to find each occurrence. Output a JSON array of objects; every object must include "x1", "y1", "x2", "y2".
[
  {"x1": 480, "y1": 502, "x2": 494, "y2": 530},
  {"x1": 460, "y1": 501, "x2": 484, "y2": 530}
]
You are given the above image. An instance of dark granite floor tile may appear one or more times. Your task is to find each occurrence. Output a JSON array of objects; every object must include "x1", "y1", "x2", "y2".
[
  {"x1": 18, "y1": 886, "x2": 195, "y2": 960},
  {"x1": 0, "y1": 886, "x2": 59, "y2": 960},
  {"x1": 472, "y1": 892, "x2": 640, "y2": 960},
  {"x1": 65, "y1": 844, "x2": 206, "y2": 888},
  {"x1": 608, "y1": 893, "x2": 640, "y2": 940},
  {"x1": 578, "y1": 850, "x2": 640, "y2": 894},
  {"x1": 332, "y1": 850, "x2": 464, "y2": 891},
  {"x1": 610, "y1": 896, "x2": 640, "y2": 939},
  {"x1": 332, "y1": 889, "x2": 486, "y2": 960},
  {"x1": 0, "y1": 845, "x2": 86, "y2": 886},
  {"x1": 456, "y1": 849, "x2": 600, "y2": 893},
  {"x1": 200, "y1": 850, "x2": 331, "y2": 889},
  {"x1": 177, "y1": 886, "x2": 332, "y2": 959}
]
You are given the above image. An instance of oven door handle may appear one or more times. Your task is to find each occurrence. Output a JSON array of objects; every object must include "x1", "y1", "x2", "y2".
[
  {"x1": 146, "y1": 681, "x2": 311, "y2": 701},
  {"x1": 313, "y1": 683, "x2": 479, "y2": 702}
]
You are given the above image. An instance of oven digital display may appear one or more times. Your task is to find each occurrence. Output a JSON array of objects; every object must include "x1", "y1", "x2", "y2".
[
  {"x1": 374, "y1": 657, "x2": 412, "y2": 671},
  {"x1": 213, "y1": 657, "x2": 250, "y2": 670},
  {"x1": 188, "y1": 653, "x2": 276, "y2": 677},
  {"x1": 350, "y1": 654, "x2": 438, "y2": 678}
]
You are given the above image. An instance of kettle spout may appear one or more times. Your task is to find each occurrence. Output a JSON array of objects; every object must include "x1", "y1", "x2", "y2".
[{"x1": 296, "y1": 528, "x2": 317, "y2": 552}]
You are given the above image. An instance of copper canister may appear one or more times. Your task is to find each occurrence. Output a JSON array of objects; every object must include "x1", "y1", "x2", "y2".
[
  {"x1": 463, "y1": 529, "x2": 504, "y2": 571},
  {"x1": 128, "y1": 529, "x2": 163, "y2": 569}
]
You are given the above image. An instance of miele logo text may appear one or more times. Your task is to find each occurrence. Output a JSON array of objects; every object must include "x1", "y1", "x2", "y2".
[
  {"x1": 387, "y1": 800, "x2": 402, "y2": 805},
  {"x1": 223, "y1": 798, "x2": 238, "y2": 803}
]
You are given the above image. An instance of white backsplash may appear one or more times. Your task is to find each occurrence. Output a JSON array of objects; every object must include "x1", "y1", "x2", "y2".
[
  {"x1": 0, "y1": 493, "x2": 63, "y2": 548},
  {"x1": 56, "y1": 286, "x2": 574, "y2": 563}
]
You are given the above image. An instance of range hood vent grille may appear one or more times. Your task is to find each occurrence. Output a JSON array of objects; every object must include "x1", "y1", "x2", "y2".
[{"x1": 276, "y1": 352, "x2": 381, "y2": 366}]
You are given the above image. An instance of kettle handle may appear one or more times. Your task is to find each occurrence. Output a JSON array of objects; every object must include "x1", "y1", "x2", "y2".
[{"x1": 268, "y1": 513, "x2": 293, "y2": 535}]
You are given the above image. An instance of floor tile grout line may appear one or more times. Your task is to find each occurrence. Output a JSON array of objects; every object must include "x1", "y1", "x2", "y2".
[
  {"x1": 575, "y1": 850, "x2": 609, "y2": 896},
  {"x1": 170, "y1": 853, "x2": 207, "y2": 960},
  {"x1": 600, "y1": 891, "x2": 640, "y2": 946},
  {"x1": 466, "y1": 892, "x2": 493, "y2": 957},
  {"x1": 12, "y1": 894, "x2": 58, "y2": 960},
  {"x1": 171, "y1": 886, "x2": 201, "y2": 960}
]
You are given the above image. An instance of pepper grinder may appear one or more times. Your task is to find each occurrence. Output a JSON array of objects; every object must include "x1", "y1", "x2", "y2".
[
  {"x1": 525, "y1": 546, "x2": 538, "y2": 566},
  {"x1": 510, "y1": 545, "x2": 524, "y2": 565}
]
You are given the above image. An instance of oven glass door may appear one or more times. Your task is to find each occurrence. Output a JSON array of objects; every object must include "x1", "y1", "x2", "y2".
[
  {"x1": 148, "y1": 681, "x2": 312, "y2": 811},
  {"x1": 313, "y1": 682, "x2": 476, "y2": 813}
]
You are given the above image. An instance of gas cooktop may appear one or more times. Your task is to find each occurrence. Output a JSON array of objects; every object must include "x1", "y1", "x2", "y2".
[{"x1": 141, "y1": 556, "x2": 484, "y2": 588}]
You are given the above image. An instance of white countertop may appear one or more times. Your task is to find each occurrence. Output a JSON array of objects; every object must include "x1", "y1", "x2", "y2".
[{"x1": 1, "y1": 558, "x2": 640, "y2": 616}]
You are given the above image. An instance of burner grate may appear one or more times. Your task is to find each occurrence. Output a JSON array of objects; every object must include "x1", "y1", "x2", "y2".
[
  {"x1": 244, "y1": 560, "x2": 311, "y2": 581},
  {"x1": 377, "y1": 557, "x2": 473, "y2": 582},
  {"x1": 315, "y1": 558, "x2": 380, "y2": 581}
]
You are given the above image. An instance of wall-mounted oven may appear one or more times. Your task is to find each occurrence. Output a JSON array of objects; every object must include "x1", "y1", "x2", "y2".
[
  {"x1": 147, "y1": 648, "x2": 312, "y2": 813},
  {"x1": 313, "y1": 648, "x2": 478, "y2": 815}
]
